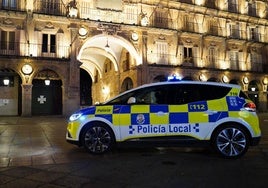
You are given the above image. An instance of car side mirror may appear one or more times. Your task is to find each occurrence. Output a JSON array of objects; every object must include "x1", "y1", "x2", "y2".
[{"x1": 127, "y1": 97, "x2": 136, "y2": 104}]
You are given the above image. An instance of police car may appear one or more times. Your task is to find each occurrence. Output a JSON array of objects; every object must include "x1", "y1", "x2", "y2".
[{"x1": 66, "y1": 81, "x2": 261, "y2": 158}]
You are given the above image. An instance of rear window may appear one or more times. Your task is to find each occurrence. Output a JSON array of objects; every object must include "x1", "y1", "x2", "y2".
[
  {"x1": 239, "y1": 91, "x2": 249, "y2": 99},
  {"x1": 173, "y1": 84, "x2": 232, "y2": 104}
]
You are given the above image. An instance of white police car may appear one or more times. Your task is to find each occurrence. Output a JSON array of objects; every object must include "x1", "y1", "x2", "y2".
[{"x1": 66, "y1": 81, "x2": 261, "y2": 158}]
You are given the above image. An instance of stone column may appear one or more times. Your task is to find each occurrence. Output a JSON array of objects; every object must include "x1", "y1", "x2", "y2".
[{"x1": 21, "y1": 84, "x2": 33, "y2": 116}]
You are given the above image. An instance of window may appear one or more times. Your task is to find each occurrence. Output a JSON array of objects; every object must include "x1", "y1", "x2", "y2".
[
  {"x1": 175, "y1": 84, "x2": 231, "y2": 104},
  {"x1": 156, "y1": 41, "x2": 168, "y2": 64},
  {"x1": 229, "y1": 24, "x2": 240, "y2": 39},
  {"x1": 108, "y1": 85, "x2": 174, "y2": 105},
  {"x1": 184, "y1": 16, "x2": 195, "y2": 32},
  {"x1": 184, "y1": 47, "x2": 193, "y2": 63},
  {"x1": 229, "y1": 51, "x2": 239, "y2": 70},
  {"x1": 2, "y1": 0, "x2": 17, "y2": 9},
  {"x1": 249, "y1": 27, "x2": 260, "y2": 41},
  {"x1": 0, "y1": 31, "x2": 15, "y2": 51},
  {"x1": 154, "y1": 10, "x2": 168, "y2": 28},
  {"x1": 208, "y1": 47, "x2": 217, "y2": 67},
  {"x1": 228, "y1": 0, "x2": 238, "y2": 13},
  {"x1": 209, "y1": 20, "x2": 219, "y2": 36},
  {"x1": 250, "y1": 52, "x2": 262, "y2": 72},
  {"x1": 42, "y1": 34, "x2": 56, "y2": 53},
  {"x1": 42, "y1": 0, "x2": 59, "y2": 14},
  {"x1": 248, "y1": 2, "x2": 257, "y2": 17}
]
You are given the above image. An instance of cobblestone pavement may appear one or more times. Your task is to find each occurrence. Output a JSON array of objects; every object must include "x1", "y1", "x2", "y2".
[{"x1": 0, "y1": 115, "x2": 267, "y2": 188}]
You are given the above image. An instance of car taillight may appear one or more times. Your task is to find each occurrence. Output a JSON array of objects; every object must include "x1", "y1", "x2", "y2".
[{"x1": 244, "y1": 102, "x2": 256, "y2": 112}]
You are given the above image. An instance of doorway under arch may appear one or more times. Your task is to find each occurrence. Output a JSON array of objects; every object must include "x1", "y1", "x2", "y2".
[
  {"x1": 0, "y1": 68, "x2": 22, "y2": 116},
  {"x1": 32, "y1": 70, "x2": 62, "y2": 115}
]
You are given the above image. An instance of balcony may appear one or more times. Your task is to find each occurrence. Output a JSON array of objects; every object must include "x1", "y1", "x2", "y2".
[
  {"x1": 0, "y1": 42, "x2": 70, "y2": 59},
  {"x1": 182, "y1": 22, "x2": 201, "y2": 33},
  {"x1": 147, "y1": 53, "x2": 177, "y2": 66},
  {"x1": 33, "y1": 0, "x2": 67, "y2": 16}
]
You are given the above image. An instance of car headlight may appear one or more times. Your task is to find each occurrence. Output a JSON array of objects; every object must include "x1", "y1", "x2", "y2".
[{"x1": 69, "y1": 113, "x2": 83, "y2": 121}]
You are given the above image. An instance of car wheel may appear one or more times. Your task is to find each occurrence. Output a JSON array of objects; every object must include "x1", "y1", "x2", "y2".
[
  {"x1": 213, "y1": 125, "x2": 249, "y2": 159},
  {"x1": 82, "y1": 123, "x2": 114, "y2": 154}
]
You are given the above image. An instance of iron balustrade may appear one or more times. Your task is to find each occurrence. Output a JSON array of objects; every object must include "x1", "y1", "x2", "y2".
[
  {"x1": 147, "y1": 53, "x2": 264, "y2": 73},
  {"x1": 33, "y1": 0, "x2": 67, "y2": 16},
  {"x1": 0, "y1": 42, "x2": 70, "y2": 59}
]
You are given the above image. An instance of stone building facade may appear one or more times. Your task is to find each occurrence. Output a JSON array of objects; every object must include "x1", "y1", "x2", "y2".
[{"x1": 0, "y1": 0, "x2": 268, "y2": 116}]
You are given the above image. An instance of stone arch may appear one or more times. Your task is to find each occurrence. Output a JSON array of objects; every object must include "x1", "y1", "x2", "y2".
[
  {"x1": 121, "y1": 77, "x2": 133, "y2": 92},
  {"x1": 153, "y1": 75, "x2": 167, "y2": 82},
  {"x1": 77, "y1": 34, "x2": 142, "y2": 80}
]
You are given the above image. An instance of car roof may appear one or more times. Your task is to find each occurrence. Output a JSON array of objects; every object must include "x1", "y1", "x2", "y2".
[{"x1": 105, "y1": 81, "x2": 241, "y2": 103}]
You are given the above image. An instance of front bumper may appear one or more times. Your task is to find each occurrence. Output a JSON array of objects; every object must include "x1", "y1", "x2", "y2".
[{"x1": 66, "y1": 139, "x2": 81, "y2": 146}]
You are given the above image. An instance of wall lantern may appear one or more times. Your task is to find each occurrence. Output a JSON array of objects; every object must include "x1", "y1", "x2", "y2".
[
  {"x1": 105, "y1": 38, "x2": 110, "y2": 52},
  {"x1": 199, "y1": 73, "x2": 207, "y2": 81},
  {"x1": 251, "y1": 87, "x2": 256, "y2": 92},
  {"x1": 243, "y1": 76, "x2": 249, "y2": 84},
  {"x1": 44, "y1": 78, "x2": 50, "y2": 86},
  {"x1": 222, "y1": 75, "x2": 229, "y2": 83},
  {"x1": 44, "y1": 70, "x2": 50, "y2": 86},
  {"x1": 3, "y1": 77, "x2": 10, "y2": 86}
]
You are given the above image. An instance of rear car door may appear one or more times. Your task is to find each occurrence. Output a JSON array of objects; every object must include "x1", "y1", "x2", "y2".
[{"x1": 167, "y1": 84, "x2": 228, "y2": 140}]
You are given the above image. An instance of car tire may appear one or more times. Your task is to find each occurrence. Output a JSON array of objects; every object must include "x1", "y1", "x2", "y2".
[
  {"x1": 82, "y1": 123, "x2": 115, "y2": 154},
  {"x1": 212, "y1": 125, "x2": 249, "y2": 159}
]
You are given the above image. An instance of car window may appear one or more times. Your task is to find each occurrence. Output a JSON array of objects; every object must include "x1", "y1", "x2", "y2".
[
  {"x1": 135, "y1": 85, "x2": 171, "y2": 104},
  {"x1": 173, "y1": 84, "x2": 231, "y2": 105},
  {"x1": 107, "y1": 83, "x2": 232, "y2": 105}
]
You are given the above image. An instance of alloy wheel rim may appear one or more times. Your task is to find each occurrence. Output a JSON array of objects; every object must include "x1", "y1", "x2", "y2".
[
  {"x1": 84, "y1": 126, "x2": 112, "y2": 153},
  {"x1": 216, "y1": 128, "x2": 247, "y2": 157}
]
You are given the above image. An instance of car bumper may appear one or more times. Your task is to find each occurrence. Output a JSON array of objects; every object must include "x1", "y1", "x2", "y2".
[
  {"x1": 251, "y1": 136, "x2": 261, "y2": 146},
  {"x1": 66, "y1": 139, "x2": 80, "y2": 146}
]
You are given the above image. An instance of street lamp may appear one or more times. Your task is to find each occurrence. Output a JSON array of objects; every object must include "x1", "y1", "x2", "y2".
[{"x1": 105, "y1": 38, "x2": 110, "y2": 52}]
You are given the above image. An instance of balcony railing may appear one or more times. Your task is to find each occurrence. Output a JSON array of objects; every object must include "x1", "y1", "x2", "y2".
[
  {"x1": 0, "y1": 42, "x2": 70, "y2": 59},
  {"x1": 33, "y1": 0, "x2": 67, "y2": 16},
  {"x1": 147, "y1": 53, "x2": 265, "y2": 73}
]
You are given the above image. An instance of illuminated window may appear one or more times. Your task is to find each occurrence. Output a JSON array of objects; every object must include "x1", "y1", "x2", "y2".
[
  {"x1": 42, "y1": 34, "x2": 56, "y2": 53},
  {"x1": 208, "y1": 47, "x2": 217, "y2": 68},
  {"x1": 229, "y1": 23, "x2": 240, "y2": 39},
  {"x1": 156, "y1": 41, "x2": 168, "y2": 64},
  {"x1": 0, "y1": 31, "x2": 15, "y2": 51},
  {"x1": 2, "y1": 0, "x2": 17, "y2": 9},
  {"x1": 209, "y1": 20, "x2": 219, "y2": 36},
  {"x1": 184, "y1": 47, "x2": 193, "y2": 63},
  {"x1": 229, "y1": 51, "x2": 239, "y2": 70},
  {"x1": 249, "y1": 27, "x2": 260, "y2": 41}
]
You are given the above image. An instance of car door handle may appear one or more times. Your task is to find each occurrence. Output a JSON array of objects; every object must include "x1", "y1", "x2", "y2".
[
  {"x1": 155, "y1": 111, "x2": 168, "y2": 116},
  {"x1": 205, "y1": 110, "x2": 218, "y2": 115}
]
